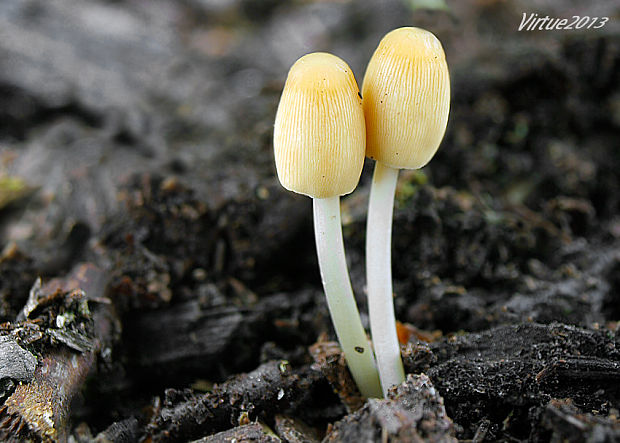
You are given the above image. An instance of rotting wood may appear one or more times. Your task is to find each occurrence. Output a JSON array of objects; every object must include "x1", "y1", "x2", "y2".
[
  {"x1": 0, "y1": 263, "x2": 115, "y2": 441},
  {"x1": 148, "y1": 360, "x2": 329, "y2": 442}
]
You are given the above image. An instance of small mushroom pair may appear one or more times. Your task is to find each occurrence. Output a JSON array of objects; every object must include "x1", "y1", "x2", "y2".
[{"x1": 273, "y1": 27, "x2": 450, "y2": 398}]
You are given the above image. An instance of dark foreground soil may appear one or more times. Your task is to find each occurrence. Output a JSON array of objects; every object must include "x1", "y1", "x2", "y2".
[{"x1": 0, "y1": 0, "x2": 619, "y2": 441}]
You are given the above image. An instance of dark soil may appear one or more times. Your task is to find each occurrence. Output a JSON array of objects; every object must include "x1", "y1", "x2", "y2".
[{"x1": 0, "y1": 0, "x2": 619, "y2": 441}]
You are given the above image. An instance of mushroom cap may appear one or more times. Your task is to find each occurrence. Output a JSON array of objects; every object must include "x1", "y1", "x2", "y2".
[
  {"x1": 274, "y1": 52, "x2": 365, "y2": 199},
  {"x1": 362, "y1": 27, "x2": 450, "y2": 170}
]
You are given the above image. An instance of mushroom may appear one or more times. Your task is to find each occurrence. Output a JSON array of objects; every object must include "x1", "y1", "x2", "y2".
[
  {"x1": 274, "y1": 52, "x2": 382, "y2": 398},
  {"x1": 361, "y1": 27, "x2": 450, "y2": 395}
]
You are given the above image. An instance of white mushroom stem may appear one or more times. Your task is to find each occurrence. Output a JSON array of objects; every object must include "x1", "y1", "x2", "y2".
[
  {"x1": 313, "y1": 196, "x2": 383, "y2": 398},
  {"x1": 366, "y1": 161, "x2": 405, "y2": 396}
]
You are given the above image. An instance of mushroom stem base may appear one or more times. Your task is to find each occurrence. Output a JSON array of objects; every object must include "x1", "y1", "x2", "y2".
[
  {"x1": 313, "y1": 196, "x2": 382, "y2": 398},
  {"x1": 366, "y1": 161, "x2": 406, "y2": 396}
]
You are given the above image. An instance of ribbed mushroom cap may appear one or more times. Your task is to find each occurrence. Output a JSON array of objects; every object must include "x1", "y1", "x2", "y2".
[
  {"x1": 274, "y1": 52, "x2": 366, "y2": 199},
  {"x1": 362, "y1": 27, "x2": 450, "y2": 170}
]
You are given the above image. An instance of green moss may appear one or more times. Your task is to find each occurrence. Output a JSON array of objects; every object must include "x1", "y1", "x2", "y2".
[
  {"x1": 396, "y1": 170, "x2": 428, "y2": 206},
  {"x1": 0, "y1": 176, "x2": 32, "y2": 210}
]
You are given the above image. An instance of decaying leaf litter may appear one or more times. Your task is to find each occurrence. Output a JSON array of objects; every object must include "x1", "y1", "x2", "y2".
[{"x1": 0, "y1": 0, "x2": 619, "y2": 441}]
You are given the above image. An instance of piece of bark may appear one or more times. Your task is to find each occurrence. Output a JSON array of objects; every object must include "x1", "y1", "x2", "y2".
[
  {"x1": 274, "y1": 415, "x2": 320, "y2": 443},
  {"x1": 148, "y1": 360, "x2": 329, "y2": 442},
  {"x1": 190, "y1": 423, "x2": 280, "y2": 443},
  {"x1": 0, "y1": 335, "x2": 36, "y2": 382},
  {"x1": 309, "y1": 340, "x2": 364, "y2": 413},
  {"x1": 323, "y1": 374, "x2": 456, "y2": 442}
]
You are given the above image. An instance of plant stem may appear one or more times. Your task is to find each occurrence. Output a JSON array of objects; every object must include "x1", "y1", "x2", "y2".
[
  {"x1": 366, "y1": 161, "x2": 405, "y2": 396},
  {"x1": 313, "y1": 197, "x2": 383, "y2": 398}
]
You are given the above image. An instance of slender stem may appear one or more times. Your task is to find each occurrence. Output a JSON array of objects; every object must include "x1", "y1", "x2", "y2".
[
  {"x1": 313, "y1": 197, "x2": 383, "y2": 398},
  {"x1": 366, "y1": 161, "x2": 405, "y2": 396}
]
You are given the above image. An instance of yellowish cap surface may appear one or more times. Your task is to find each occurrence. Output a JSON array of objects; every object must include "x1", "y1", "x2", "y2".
[
  {"x1": 362, "y1": 27, "x2": 450, "y2": 169},
  {"x1": 274, "y1": 53, "x2": 365, "y2": 198}
]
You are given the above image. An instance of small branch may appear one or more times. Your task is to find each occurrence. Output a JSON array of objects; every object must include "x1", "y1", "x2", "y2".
[
  {"x1": 191, "y1": 423, "x2": 279, "y2": 443},
  {"x1": 0, "y1": 349, "x2": 94, "y2": 441},
  {"x1": 148, "y1": 360, "x2": 330, "y2": 442},
  {"x1": 535, "y1": 357, "x2": 620, "y2": 384}
]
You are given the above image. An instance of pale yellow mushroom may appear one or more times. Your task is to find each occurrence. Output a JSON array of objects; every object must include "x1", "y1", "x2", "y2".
[
  {"x1": 274, "y1": 52, "x2": 365, "y2": 199},
  {"x1": 363, "y1": 27, "x2": 450, "y2": 170},
  {"x1": 273, "y1": 52, "x2": 382, "y2": 398},
  {"x1": 362, "y1": 27, "x2": 450, "y2": 396}
]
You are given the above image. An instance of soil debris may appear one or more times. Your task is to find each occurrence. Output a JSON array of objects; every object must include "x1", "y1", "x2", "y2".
[
  {"x1": 543, "y1": 398, "x2": 620, "y2": 442},
  {"x1": 324, "y1": 373, "x2": 456, "y2": 442},
  {"x1": 403, "y1": 323, "x2": 620, "y2": 441},
  {"x1": 274, "y1": 414, "x2": 321, "y2": 443}
]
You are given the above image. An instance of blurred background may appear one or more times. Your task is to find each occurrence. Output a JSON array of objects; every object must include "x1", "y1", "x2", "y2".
[
  {"x1": 0, "y1": 0, "x2": 619, "y2": 438},
  {"x1": 1, "y1": 0, "x2": 618, "y2": 247}
]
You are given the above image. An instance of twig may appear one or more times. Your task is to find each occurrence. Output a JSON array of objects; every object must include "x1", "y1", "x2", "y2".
[{"x1": 148, "y1": 360, "x2": 328, "y2": 442}]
